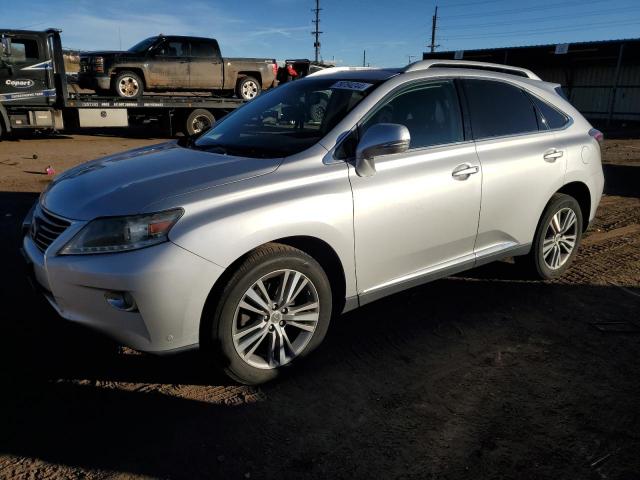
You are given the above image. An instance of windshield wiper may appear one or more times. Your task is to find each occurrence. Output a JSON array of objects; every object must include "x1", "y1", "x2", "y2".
[{"x1": 195, "y1": 142, "x2": 285, "y2": 159}]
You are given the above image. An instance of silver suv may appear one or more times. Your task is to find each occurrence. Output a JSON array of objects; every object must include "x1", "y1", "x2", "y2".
[{"x1": 23, "y1": 60, "x2": 604, "y2": 384}]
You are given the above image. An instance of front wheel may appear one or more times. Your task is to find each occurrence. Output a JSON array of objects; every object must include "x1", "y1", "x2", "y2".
[
  {"x1": 518, "y1": 193, "x2": 583, "y2": 279},
  {"x1": 208, "y1": 243, "x2": 332, "y2": 384},
  {"x1": 235, "y1": 76, "x2": 261, "y2": 100},
  {"x1": 113, "y1": 71, "x2": 144, "y2": 99}
]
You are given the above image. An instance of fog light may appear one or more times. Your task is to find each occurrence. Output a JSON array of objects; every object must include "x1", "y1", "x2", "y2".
[{"x1": 105, "y1": 291, "x2": 138, "y2": 312}]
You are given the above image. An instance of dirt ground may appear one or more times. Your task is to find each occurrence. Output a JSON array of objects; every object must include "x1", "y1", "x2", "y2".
[{"x1": 0, "y1": 131, "x2": 639, "y2": 480}]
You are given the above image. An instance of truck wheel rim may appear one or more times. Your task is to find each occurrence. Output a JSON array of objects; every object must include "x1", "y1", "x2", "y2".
[
  {"x1": 191, "y1": 114, "x2": 212, "y2": 134},
  {"x1": 542, "y1": 207, "x2": 578, "y2": 270},
  {"x1": 232, "y1": 269, "x2": 320, "y2": 370},
  {"x1": 118, "y1": 76, "x2": 140, "y2": 97},
  {"x1": 241, "y1": 80, "x2": 259, "y2": 99}
]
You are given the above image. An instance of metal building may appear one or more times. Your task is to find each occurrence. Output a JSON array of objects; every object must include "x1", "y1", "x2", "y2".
[{"x1": 423, "y1": 38, "x2": 640, "y2": 128}]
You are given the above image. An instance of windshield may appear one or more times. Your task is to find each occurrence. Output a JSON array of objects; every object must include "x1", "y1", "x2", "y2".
[
  {"x1": 128, "y1": 37, "x2": 158, "y2": 53},
  {"x1": 194, "y1": 78, "x2": 379, "y2": 158}
]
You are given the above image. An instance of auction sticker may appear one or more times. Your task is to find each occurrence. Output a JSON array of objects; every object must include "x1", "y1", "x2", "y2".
[{"x1": 330, "y1": 81, "x2": 373, "y2": 91}]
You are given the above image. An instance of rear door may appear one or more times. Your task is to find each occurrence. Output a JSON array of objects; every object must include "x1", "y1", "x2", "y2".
[
  {"x1": 188, "y1": 39, "x2": 223, "y2": 90},
  {"x1": 461, "y1": 79, "x2": 567, "y2": 260},
  {"x1": 0, "y1": 33, "x2": 52, "y2": 106},
  {"x1": 146, "y1": 38, "x2": 190, "y2": 89}
]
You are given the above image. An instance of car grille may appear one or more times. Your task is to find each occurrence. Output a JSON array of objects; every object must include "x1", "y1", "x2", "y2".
[{"x1": 30, "y1": 208, "x2": 71, "y2": 253}]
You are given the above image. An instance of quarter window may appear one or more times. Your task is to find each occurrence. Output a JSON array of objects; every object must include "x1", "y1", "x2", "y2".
[
  {"x1": 361, "y1": 80, "x2": 464, "y2": 150},
  {"x1": 462, "y1": 79, "x2": 538, "y2": 139},
  {"x1": 530, "y1": 95, "x2": 569, "y2": 130}
]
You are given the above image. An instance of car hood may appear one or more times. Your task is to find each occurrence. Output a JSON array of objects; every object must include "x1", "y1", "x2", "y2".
[{"x1": 41, "y1": 142, "x2": 281, "y2": 220}]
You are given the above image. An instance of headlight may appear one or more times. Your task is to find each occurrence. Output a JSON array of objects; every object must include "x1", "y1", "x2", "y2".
[{"x1": 60, "y1": 209, "x2": 183, "y2": 255}]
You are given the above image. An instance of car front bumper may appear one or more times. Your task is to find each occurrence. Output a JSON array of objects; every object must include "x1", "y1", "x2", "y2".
[
  {"x1": 77, "y1": 73, "x2": 111, "y2": 92},
  {"x1": 21, "y1": 207, "x2": 224, "y2": 353}
]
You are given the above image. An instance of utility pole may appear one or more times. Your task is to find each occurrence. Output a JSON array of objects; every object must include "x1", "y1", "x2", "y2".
[
  {"x1": 363, "y1": 50, "x2": 366, "y2": 67},
  {"x1": 312, "y1": 0, "x2": 322, "y2": 63},
  {"x1": 429, "y1": 5, "x2": 439, "y2": 54}
]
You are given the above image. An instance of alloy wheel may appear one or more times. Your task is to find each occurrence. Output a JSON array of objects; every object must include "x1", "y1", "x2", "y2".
[
  {"x1": 118, "y1": 76, "x2": 140, "y2": 97},
  {"x1": 232, "y1": 269, "x2": 320, "y2": 369},
  {"x1": 542, "y1": 207, "x2": 578, "y2": 270},
  {"x1": 241, "y1": 80, "x2": 259, "y2": 99}
]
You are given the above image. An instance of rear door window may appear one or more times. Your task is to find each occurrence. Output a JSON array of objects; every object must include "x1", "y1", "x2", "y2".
[
  {"x1": 462, "y1": 79, "x2": 539, "y2": 140},
  {"x1": 190, "y1": 41, "x2": 219, "y2": 59}
]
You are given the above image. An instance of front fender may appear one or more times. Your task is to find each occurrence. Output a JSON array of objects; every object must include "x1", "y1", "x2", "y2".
[{"x1": 165, "y1": 152, "x2": 358, "y2": 298}]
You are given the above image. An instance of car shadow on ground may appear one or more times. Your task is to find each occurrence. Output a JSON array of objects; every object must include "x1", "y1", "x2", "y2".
[{"x1": 2, "y1": 192, "x2": 640, "y2": 480}]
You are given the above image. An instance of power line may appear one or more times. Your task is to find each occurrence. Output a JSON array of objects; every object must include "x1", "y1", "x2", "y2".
[
  {"x1": 442, "y1": 0, "x2": 606, "y2": 19},
  {"x1": 444, "y1": 18, "x2": 640, "y2": 39},
  {"x1": 439, "y1": 6, "x2": 640, "y2": 29}
]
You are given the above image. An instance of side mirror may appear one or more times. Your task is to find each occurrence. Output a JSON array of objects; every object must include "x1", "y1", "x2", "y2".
[
  {"x1": 1, "y1": 36, "x2": 11, "y2": 57},
  {"x1": 355, "y1": 123, "x2": 410, "y2": 177}
]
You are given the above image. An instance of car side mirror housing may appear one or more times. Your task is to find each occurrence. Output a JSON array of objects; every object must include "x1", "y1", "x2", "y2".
[{"x1": 355, "y1": 123, "x2": 410, "y2": 177}]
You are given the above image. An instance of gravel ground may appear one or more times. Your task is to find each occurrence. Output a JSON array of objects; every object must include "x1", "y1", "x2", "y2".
[{"x1": 0, "y1": 132, "x2": 639, "y2": 480}]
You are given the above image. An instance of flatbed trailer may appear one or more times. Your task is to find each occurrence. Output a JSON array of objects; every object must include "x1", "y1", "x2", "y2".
[{"x1": 0, "y1": 29, "x2": 246, "y2": 139}]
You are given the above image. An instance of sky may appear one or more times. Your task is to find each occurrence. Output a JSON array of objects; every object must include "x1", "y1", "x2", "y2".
[{"x1": 1, "y1": 0, "x2": 639, "y2": 67}]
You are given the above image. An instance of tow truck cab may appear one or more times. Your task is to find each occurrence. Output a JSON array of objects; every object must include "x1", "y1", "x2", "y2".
[{"x1": 0, "y1": 29, "x2": 67, "y2": 134}]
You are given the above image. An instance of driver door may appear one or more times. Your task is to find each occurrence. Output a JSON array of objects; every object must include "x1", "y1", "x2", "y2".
[
  {"x1": 146, "y1": 39, "x2": 190, "y2": 89},
  {"x1": 348, "y1": 80, "x2": 482, "y2": 302}
]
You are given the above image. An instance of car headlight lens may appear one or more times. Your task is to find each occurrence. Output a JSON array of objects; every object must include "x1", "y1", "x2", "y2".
[{"x1": 60, "y1": 209, "x2": 183, "y2": 255}]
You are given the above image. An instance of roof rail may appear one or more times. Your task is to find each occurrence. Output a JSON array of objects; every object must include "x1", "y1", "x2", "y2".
[
  {"x1": 404, "y1": 60, "x2": 541, "y2": 80},
  {"x1": 306, "y1": 66, "x2": 376, "y2": 78}
]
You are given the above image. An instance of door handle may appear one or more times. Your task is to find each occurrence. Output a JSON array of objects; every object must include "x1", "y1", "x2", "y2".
[
  {"x1": 452, "y1": 164, "x2": 479, "y2": 180},
  {"x1": 543, "y1": 149, "x2": 564, "y2": 162}
]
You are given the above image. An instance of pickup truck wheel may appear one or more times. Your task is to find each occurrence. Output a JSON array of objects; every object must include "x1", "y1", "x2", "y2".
[
  {"x1": 185, "y1": 109, "x2": 215, "y2": 136},
  {"x1": 236, "y1": 76, "x2": 261, "y2": 100},
  {"x1": 207, "y1": 243, "x2": 332, "y2": 385},
  {"x1": 113, "y1": 71, "x2": 144, "y2": 99}
]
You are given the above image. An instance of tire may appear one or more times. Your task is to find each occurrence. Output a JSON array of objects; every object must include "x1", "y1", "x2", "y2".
[
  {"x1": 112, "y1": 71, "x2": 144, "y2": 99},
  {"x1": 0, "y1": 117, "x2": 3, "y2": 140},
  {"x1": 208, "y1": 243, "x2": 332, "y2": 385},
  {"x1": 518, "y1": 193, "x2": 583, "y2": 279},
  {"x1": 185, "y1": 109, "x2": 215, "y2": 136},
  {"x1": 235, "y1": 76, "x2": 261, "y2": 100}
]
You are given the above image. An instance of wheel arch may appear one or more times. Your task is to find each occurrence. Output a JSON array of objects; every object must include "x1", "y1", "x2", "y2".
[
  {"x1": 111, "y1": 67, "x2": 147, "y2": 88},
  {"x1": 556, "y1": 181, "x2": 591, "y2": 232},
  {"x1": 237, "y1": 71, "x2": 262, "y2": 85},
  {"x1": 199, "y1": 235, "x2": 348, "y2": 348}
]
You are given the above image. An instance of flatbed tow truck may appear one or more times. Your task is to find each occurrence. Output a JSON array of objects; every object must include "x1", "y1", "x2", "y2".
[{"x1": 0, "y1": 29, "x2": 247, "y2": 139}]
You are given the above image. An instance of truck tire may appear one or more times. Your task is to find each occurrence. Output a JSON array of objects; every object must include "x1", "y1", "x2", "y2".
[
  {"x1": 113, "y1": 71, "x2": 144, "y2": 99},
  {"x1": 185, "y1": 109, "x2": 215, "y2": 136},
  {"x1": 236, "y1": 76, "x2": 261, "y2": 100}
]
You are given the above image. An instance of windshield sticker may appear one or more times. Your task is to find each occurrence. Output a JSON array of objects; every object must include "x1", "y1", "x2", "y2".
[{"x1": 330, "y1": 81, "x2": 373, "y2": 91}]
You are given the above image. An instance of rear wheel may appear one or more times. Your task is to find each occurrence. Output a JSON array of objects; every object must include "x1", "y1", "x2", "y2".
[
  {"x1": 113, "y1": 71, "x2": 144, "y2": 99},
  {"x1": 235, "y1": 76, "x2": 261, "y2": 100},
  {"x1": 518, "y1": 193, "x2": 583, "y2": 279},
  {"x1": 185, "y1": 109, "x2": 215, "y2": 136},
  {"x1": 207, "y1": 243, "x2": 332, "y2": 384}
]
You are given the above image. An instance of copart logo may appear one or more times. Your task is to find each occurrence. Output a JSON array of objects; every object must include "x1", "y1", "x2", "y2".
[{"x1": 5, "y1": 79, "x2": 35, "y2": 88}]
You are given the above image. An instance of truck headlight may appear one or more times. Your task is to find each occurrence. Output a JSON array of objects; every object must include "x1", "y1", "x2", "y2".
[{"x1": 60, "y1": 209, "x2": 183, "y2": 255}]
